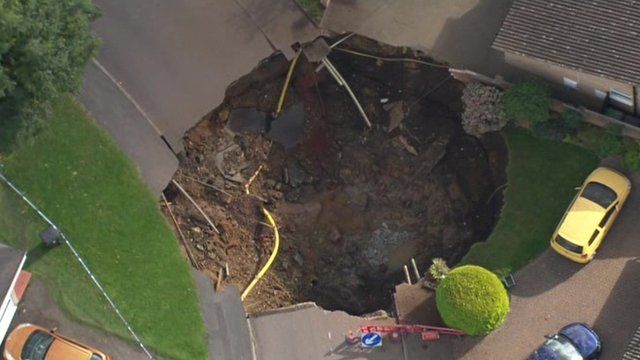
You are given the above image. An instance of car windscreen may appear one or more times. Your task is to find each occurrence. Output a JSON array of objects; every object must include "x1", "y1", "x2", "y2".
[
  {"x1": 556, "y1": 235, "x2": 583, "y2": 254},
  {"x1": 542, "y1": 335, "x2": 582, "y2": 360},
  {"x1": 21, "y1": 330, "x2": 55, "y2": 360},
  {"x1": 581, "y1": 182, "x2": 617, "y2": 209}
]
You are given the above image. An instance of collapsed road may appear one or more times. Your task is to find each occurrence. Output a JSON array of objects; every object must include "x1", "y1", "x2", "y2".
[{"x1": 162, "y1": 35, "x2": 507, "y2": 315}]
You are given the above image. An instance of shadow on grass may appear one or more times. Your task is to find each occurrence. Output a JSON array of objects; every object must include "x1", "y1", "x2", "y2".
[{"x1": 25, "y1": 242, "x2": 56, "y2": 268}]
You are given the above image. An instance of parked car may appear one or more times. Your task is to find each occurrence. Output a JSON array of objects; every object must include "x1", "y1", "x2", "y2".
[
  {"x1": 550, "y1": 167, "x2": 631, "y2": 263},
  {"x1": 3, "y1": 323, "x2": 111, "y2": 360},
  {"x1": 529, "y1": 323, "x2": 601, "y2": 360}
]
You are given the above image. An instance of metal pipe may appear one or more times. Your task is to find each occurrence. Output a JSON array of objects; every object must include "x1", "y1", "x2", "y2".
[
  {"x1": 162, "y1": 193, "x2": 199, "y2": 270},
  {"x1": 403, "y1": 265, "x2": 412, "y2": 285},
  {"x1": 321, "y1": 58, "x2": 344, "y2": 86},
  {"x1": 322, "y1": 58, "x2": 372, "y2": 128},
  {"x1": 330, "y1": 32, "x2": 356, "y2": 48},
  {"x1": 411, "y1": 258, "x2": 420, "y2": 281},
  {"x1": 172, "y1": 179, "x2": 220, "y2": 234}
]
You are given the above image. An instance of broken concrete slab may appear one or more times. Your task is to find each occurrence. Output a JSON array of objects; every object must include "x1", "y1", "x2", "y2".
[
  {"x1": 248, "y1": 304, "x2": 404, "y2": 360},
  {"x1": 193, "y1": 270, "x2": 253, "y2": 360},
  {"x1": 227, "y1": 108, "x2": 268, "y2": 135},
  {"x1": 301, "y1": 38, "x2": 331, "y2": 63}
]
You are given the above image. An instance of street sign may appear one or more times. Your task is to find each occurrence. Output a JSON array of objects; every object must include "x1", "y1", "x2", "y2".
[{"x1": 361, "y1": 332, "x2": 382, "y2": 348}]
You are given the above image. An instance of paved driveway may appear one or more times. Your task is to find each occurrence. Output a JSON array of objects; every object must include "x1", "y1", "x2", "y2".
[
  {"x1": 5, "y1": 278, "x2": 146, "y2": 359},
  {"x1": 322, "y1": 0, "x2": 514, "y2": 75},
  {"x1": 434, "y1": 164, "x2": 640, "y2": 359}
]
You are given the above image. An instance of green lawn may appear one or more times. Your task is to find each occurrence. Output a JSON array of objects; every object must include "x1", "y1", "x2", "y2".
[
  {"x1": 295, "y1": 0, "x2": 324, "y2": 23},
  {"x1": 0, "y1": 96, "x2": 207, "y2": 360},
  {"x1": 462, "y1": 127, "x2": 598, "y2": 276}
]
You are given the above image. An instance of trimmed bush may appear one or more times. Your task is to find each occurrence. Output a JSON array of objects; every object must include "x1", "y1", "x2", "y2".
[
  {"x1": 436, "y1": 265, "x2": 509, "y2": 335},
  {"x1": 503, "y1": 82, "x2": 551, "y2": 126}
]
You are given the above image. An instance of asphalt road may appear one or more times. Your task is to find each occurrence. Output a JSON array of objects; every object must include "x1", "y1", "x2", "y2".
[
  {"x1": 90, "y1": 0, "x2": 275, "y2": 152},
  {"x1": 82, "y1": 0, "x2": 319, "y2": 195}
]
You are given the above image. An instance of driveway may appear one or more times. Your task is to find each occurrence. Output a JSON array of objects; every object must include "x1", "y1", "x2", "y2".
[
  {"x1": 322, "y1": 0, "x2": 514, "y2": 74},
  {"x1": 5, "y1": 277, "x2": 146, "y2": 359},
  {"x1": 427, "y1": 163, "x2": 640, "y2": 359}
]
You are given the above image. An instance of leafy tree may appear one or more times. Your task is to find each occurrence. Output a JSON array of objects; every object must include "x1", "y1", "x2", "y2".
[
  {"x1": 0, "y1": 0, "x2": 99, "y2": 149},
  {"x1": 503, "y1": 82, "x2": 551, "y2": 126},
  {"x1": 436, "y1": 265, "x2": 509, "y2": 335}
]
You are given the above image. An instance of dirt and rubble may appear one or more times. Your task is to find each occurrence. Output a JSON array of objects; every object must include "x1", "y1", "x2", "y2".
[{"x1": 162, "y1": 36, "x2": 507, "y2": 315}]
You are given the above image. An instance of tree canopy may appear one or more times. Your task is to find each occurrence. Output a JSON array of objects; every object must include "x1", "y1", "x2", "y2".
[{"x1": 0, "y1": 0, "x2": 99, "y2": 148}]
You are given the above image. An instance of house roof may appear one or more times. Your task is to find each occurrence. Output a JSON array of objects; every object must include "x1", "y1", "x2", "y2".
[
  {"x1": 493, "y1": 0, "x2": 640, "y2": 85},
  {"x1": 623, "y1": 324, "x2": 640, "y2": 359},
  {"x1": 0, "y1": 243, "x2": 26, "y2": 299}
]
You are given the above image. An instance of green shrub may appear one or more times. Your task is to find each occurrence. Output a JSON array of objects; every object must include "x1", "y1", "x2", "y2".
[
  {"x1": 436, "y1": 265, "x2": 509, "y2": 335},
  {"x1": 624, "y1": 141, "x2": 640, "y2": 172},
  {"x1": 561, "y1": 109, "x2": 583, "y2": 132},
  {"x1": 503, "y1": 82, "x2": 551, "y2": 126},
  {"x1": 597, "y1": 126, "x2": 624, "y2": 158},
  {"x1": 428, "y1": 258, "x2": 450, "y2": 284}
]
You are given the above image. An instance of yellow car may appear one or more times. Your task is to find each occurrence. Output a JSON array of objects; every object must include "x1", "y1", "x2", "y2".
[
  {"x1": 3, "y1": 323, "x2": 111, "y2": 360},
  {"x1": 551, "y1": 167, "x2": 631, "y2": 263}
]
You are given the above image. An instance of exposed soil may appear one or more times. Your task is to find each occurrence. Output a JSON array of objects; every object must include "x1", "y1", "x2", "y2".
[{"x1": 163, "y1": 36, "x2": 507, "y2": 315}]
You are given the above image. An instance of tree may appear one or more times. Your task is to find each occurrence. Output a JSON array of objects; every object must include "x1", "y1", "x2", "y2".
[
  {"x1": 0, "y1": 0, "x2": 99, "y2": 148},
  {"x1": 503, "y1": 82, "x2": 551, "y2": 126},
  {"x1": 435, "y1": 265, "x2": 509, "y2": 335}
]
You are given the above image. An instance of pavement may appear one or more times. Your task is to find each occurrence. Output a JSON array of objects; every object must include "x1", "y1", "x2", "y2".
[
  {"x1": 322, "y1": 0, "x2": 517, "y2": 76},
  {"x1": 248, "y1": 304, "x2": 408, "y2": 360},
  {"x1": 407, "y1": 162, "x2": 640, "y2": 360},
  {"x1": 192, "y1": 271, "x2": 253, "y2": 360},
  {"x1": 80, "y1": 61, "x2": 178, "y2": 194},
  {"x1": 6, "y1": 277, "x2": 146, "y2": 359},
  {"x1": 82, "y1": 0, "x2": 320, "y2": 195}
]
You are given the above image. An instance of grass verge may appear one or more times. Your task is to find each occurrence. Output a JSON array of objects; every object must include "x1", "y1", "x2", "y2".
[
  {"x1": 295, "y1": 0, "x2": 324, "y2": 23},
  {"x1": 0, "y1": 96, "x2": 207, "y2": 360},
  {"x1": 462, "y1": 127, "x2": 598, "y2": 276}
]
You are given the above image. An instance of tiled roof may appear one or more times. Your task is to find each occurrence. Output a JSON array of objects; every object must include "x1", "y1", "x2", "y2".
[
  {"x1": 623, "y1": 324, "x2": 640, "y2": 359},
  {"x1": 493, "y1": 0, "x2": 640, "y2": 85}
]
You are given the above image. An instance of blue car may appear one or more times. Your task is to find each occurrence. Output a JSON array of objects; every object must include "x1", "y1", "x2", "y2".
[{"x1": 529, "y1": 323, "x2": 602, "y2": 360}]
